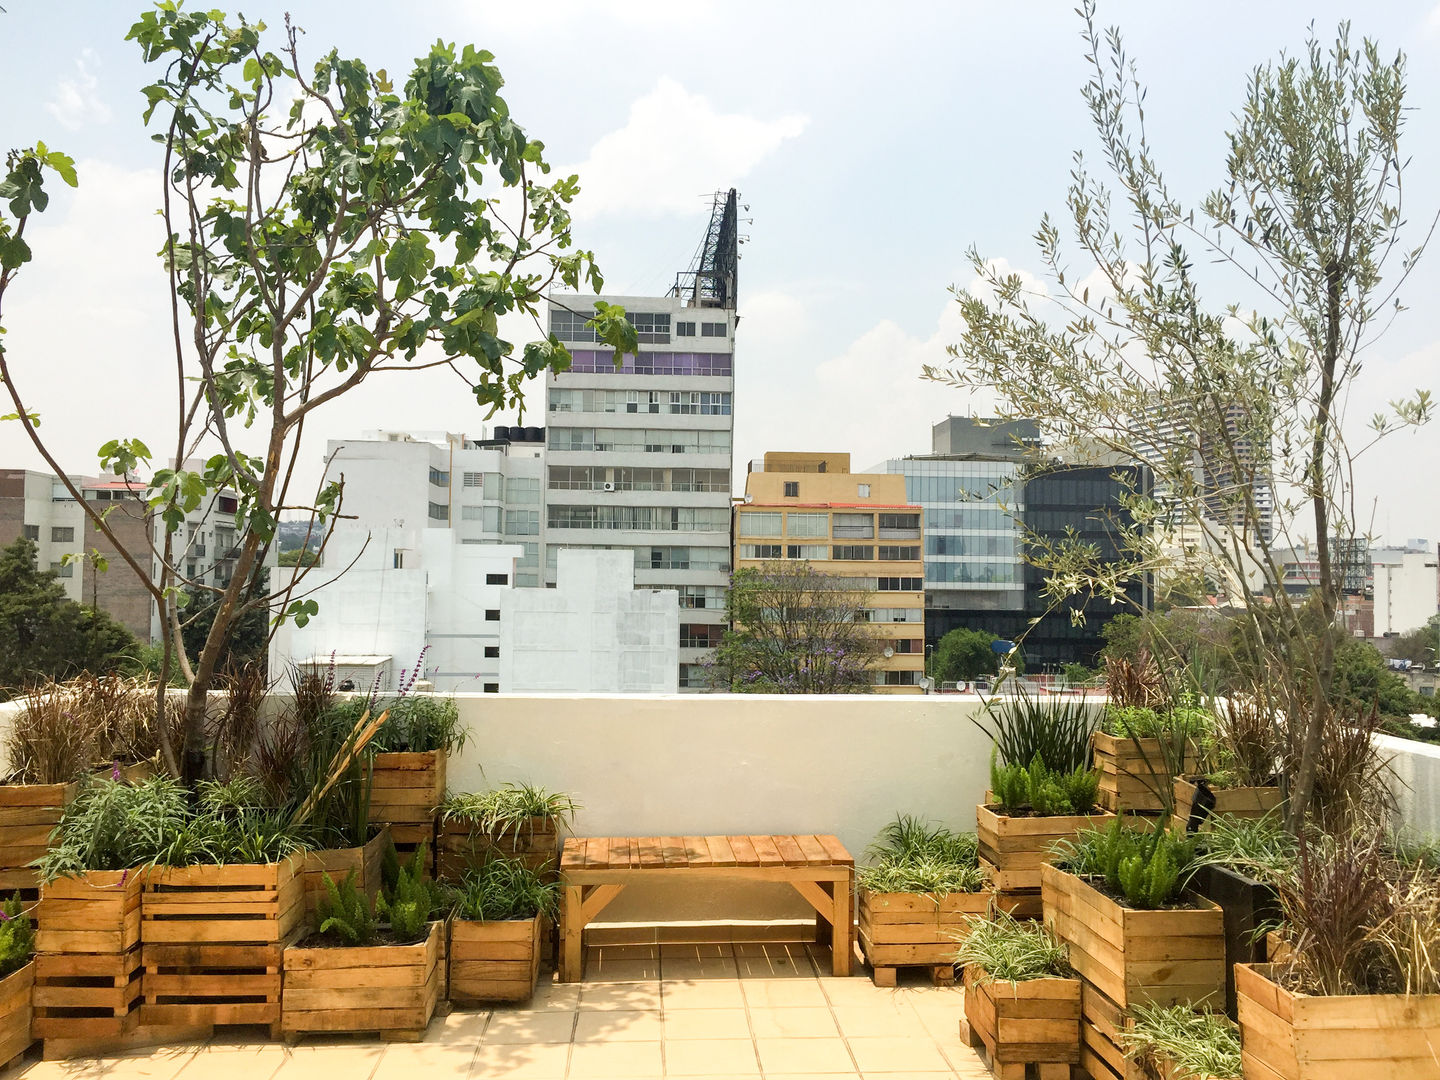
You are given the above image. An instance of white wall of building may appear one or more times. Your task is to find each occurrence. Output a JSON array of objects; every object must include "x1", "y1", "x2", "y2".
[
  {"x1": 500, "y1": 549, "x2": 679, "y2": 693},
  {"x1": 1374, "y1": 547, "x2": 1439, "y2": 636}
]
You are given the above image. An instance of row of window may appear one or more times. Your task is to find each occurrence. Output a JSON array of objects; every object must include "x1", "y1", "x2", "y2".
[
  {"x1": 565, "y1": 350, "x2": 733, "y2": 376},
  {"x1": 676, "y1": 321, "x2": 727, "y2": 338},
  {"x1": 924, "y1": 507, "x2": 1018, "y2": 530},
  {"x1": 548, "y1": 389, "x2": 732, "y2": 416},
  {"x1": 23, "y1": 525, "x2": 76, "y2": 543},
  {"x1": 925, "y1": 561, "x2": 1020, "y2": 584},
  {"x1": 738, "y1": 544, "x2": 921, "y2": 562},
  {"x1": 680, "y1": 623, "x2": 724, "y2": 649},
  {"x1": 737, "y1": 511, "x2": 921, "y2": 540},
  {"x1": 926, "y1": 533, "x2": 1018, "y2": 557},
  {"x1": 876, "y1": 670, "x2": 922, "y2": 686},
  {"x1": 429, "y1": 468, "x2": 449, "y2": 486},
  {"x1": 547, "y1": 466, "x2": 730, "y2": 493},
  {"x1": 456, "y1": 474, "x2": 541, "y2": 504},
  {"x1": 902, "y1": 473, "x2": 1020, "y2": 505},
  {"x1": 551, "y1": 308, "x2": 673, "y2": 345},
  {"x1": 547, "y1": 506, "x2": 731, "y2": 532},
  {"x1": 548, "y1": 428, "x2": 732, "y2": 455}
]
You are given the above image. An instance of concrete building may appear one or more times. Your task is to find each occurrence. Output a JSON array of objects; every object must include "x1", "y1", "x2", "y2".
[
  {"x1": 736, "y1": 452, "x2": 925, "y2": 693},
  {"x1": 500, "y1": 549, "x2": 679, "y2": 693},
  {"x1": 1373, "y1": 541, "x2": 1439, "y2": 637}
]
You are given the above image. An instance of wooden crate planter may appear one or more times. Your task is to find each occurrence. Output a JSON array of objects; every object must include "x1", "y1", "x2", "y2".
[
  {"x1": 281, "y1": 920, "x2": 443, "y2": 1041},
  {"x1": 368, "y1": 751, "x2": 444, "y2": 871},
  {"x1": 437, "y1": 816, "x2": 559, "y2": 882},
  {"x1": 33, "y1": 870, "x2": 144, "y2": 1042},
  {"x1": 1040, "y1": 863, "x2": 1224, "y2": 1010},
  {"x1": 858, "y1": 888, "x2": 991, "y2": 987},
  {"x1": 140, "y1": 857, "x2": 303, "y2": 1033},
  {"x1": 449, "y1": 913, "x2": 542, "y2": 1004},
  {"x1": 1092, "y1": 731, "x2": 1197, "y2": 813},
  {"x1": 1172, "y1": 778, "x2": 1283, "y2": 833},
  {"x1": 1080, "y1": 980, "x2": 1144, "y2": 1080},
  {"x1": 0, "y1": 962, "x2": 34, "y2": 1070},
  {"x1": 977, "y1": 803, "x2": 1112, "y2": 917},
  {"x1": 1235, "y1": 962, "x2": 1440, "y2": 1080},
  {"x1": 0, "y1": 783, "x2": 73, "y2": 898},
  {"x1": 962, "y1": 964, "x2": 1079, "y2": 1080},
  {"x1": 300, "y1": 827, "x2": 389, "y2": 919}
]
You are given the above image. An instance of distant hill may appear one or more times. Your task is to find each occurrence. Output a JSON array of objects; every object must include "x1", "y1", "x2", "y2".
[{"x1": 277, "y1": 520, "x2": 325, "y2": 552}]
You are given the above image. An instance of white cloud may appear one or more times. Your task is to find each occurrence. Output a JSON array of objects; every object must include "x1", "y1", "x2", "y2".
[
  {"x1": 451, "y1": 0, "x2": 718, "y2": 33},
  {"x1": 45, "y1": 49, "x2": 113, "y2": 132},
  {"x1": 1426, "y1": 2, "x2": 1440, "y2": 35},
  {"x1": 565, "y1": 78, "x2": 807, "y2": 219}
]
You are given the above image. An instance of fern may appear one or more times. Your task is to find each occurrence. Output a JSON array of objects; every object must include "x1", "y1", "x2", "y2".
[
  {"x1": 378, "y1": 841, "x2": 437, "y2": 943},
  {"x1": 316, "y1": 871, "x2": 377, "y2": 945},
  {"x1": 380, "y1": 833, "x2": 401, "y2": 895},
  {"x1": 991, "y1": 750, "x2": 1029, "y2": 811},
  {"x1": 0, "y1": 894, "x2": 35, "y2": 977}
]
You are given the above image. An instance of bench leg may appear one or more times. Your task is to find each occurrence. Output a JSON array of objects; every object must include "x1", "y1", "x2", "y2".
[
  {"x1": 560, "y1": 885, "x2": 585, "y2": 983},
  {"x1": 814, "y1": 908, "x2": 832, "y2": 946},
  {"x1": 830, "y1": 878, "x2": 852, "y2": 977}
]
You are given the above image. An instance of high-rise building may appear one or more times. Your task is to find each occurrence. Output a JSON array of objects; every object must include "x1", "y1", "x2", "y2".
[
  {"x1": 542, "y1": 190, "x2": 740, "y2": 690},
  {"x1": 736, "y1": 452, "x2": 925, "y2": 693}
]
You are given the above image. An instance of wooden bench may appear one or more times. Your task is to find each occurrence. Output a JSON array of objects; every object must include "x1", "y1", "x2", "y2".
[{"x1": 558, "y1": 835, "x2": 855, "y2": 982}]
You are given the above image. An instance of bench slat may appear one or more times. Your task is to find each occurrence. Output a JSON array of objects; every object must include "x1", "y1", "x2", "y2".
[
  {"x1": 560, "y1": 839, "x2": 585, "y2": 871},
  {"x1": 683, "y1": 837, "x2": 711, "y2": 867},
  {"x1": 706, "y1": 836, "x2": 737, "y2": 867},
  {"x1": 750, "y1": 836, "x2": 783, "y2": 867},
  {"x1": 584, "y1": 837, "x2": 607, "y2": 869},
  {"x1": 795, "y1": 835, "x2": 828, "y2": 866},
  {"x1": 774, "y1": 836, "x2": 806, "y2": 866},
  {"x1": 728, "y1": 836, "x2": 760, "y2": 867},
  {"x1": 638, "y1": 837, "x2": 664, "y2": 869},
  {"x1": 604, "y1": 837, "x2": 627, "y2": 869},
  {"x1": 660, "y1": 837, "x2": 687, "y2": 868},
  {"x1": 816, "y1": 835, "x2": 854, "y2": 866}
]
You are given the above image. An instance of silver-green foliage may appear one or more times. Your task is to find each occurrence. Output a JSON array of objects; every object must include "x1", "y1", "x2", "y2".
[
  {"x1": 1118, "y1": 1003, "x2": 1242, "y2": 1080},
  {"x1": 954, "y1": 910, "x2": 1071, "y2": 983},
  {"x1": 455, "y1": 859, "x2": 560, "y2": 923},
  {"x1": 856, "y1": 815, "x2": 987, "y2": 894},
  {"x1": 441, "y1": 783, "x2": 581, "y2": 839}
]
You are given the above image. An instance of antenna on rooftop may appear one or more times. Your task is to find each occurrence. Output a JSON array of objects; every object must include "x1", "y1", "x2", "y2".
[{"x1": 671, "y1": 188, "x2": 739, "y2": 311}]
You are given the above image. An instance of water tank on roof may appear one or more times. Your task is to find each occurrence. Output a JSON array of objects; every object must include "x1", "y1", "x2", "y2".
[{"x1": 524, "y1": 427, "x2": 542, "y2": 442}]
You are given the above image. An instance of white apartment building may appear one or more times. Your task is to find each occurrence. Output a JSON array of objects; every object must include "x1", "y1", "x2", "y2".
[
  {"x1": 543, "y1": 293, "x2": 735, "y2": 689},
  {"x1": 1374, "y1": 541, "x2": 1440, "y2": 636}
]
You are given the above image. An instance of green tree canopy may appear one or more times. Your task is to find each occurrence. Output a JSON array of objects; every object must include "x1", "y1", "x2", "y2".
[
  {"x1": 0, "y1": 537, "x2": 138, "y2": 697},
  {"x1": 930, "y1": 628, "x2": 1020, "y2": 683},
  {"x1": 1388, "y1": 615, "x2": 1440, "y2": 667}
]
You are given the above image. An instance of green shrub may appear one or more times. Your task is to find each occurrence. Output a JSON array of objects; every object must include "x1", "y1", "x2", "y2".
[
  {"x1": 39, "y1": 776, "x2": 190, "y2": 881},
  {"x1": 329, "y1": 695, "x2": 466, "y2": 754},
  {"x1": 856, "y1": 815, "x2": 987, "y2": 894},
  {"x1": 974, "y1": 692, "x2": 1097, "y2": 773},
  {"x1": 441, "y1": 783, "x2": 580, "y2": 839},
  {"x1": 989, "y1": 752, "x2": 1099, "y2": 816},
  {"x1": 1118, "y1": 1004, "x2": 1241, "y2": 1080},
  {"x1": 377, "y1": 841, "x2": 440, "y2": 942},
  {"x1": 316, "y1": 870, "x2": 377, "y2": 945},
  {"x1": 1056, "y1": 817, "x2": 1196, "y2": 909},
  {"x1": 454, "y1": 859, "x2": 560, "y2": 923},
  {"x1": 954, "y1": 910, "x2": 1070, "y2": 982},
  {"x1": 0, "y1": 894, "x2": 35, "y2": 977},
  {"x1": 1104, "y1": 702, "x2": 1211, "y2": 740}
]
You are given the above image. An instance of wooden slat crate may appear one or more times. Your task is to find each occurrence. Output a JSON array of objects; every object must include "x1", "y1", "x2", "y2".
[
  {"x1": 140, "y1": 857, "x2": 303, "y2": 1034},
  {"x1": 0, "y1": 783, "x2": 74, "y2": 900},
  {"x1": 281, "y1": 921, "x2": 443, "y2": 1041},
  {"x1": 449, "y1": 914, "x2": 542, "y2": 1004},
  {"x1": 367, "y1": 751, "x2": 445, "y2": 827},
  {"x1": 1040, "y1": 863, "x2": 1224, "y2": 1010},
  {"x1": 1092, "y1": 732, "x2": 1196, "y2": 813},
  {"x1": 0, "y1": 961, "x2": 34, "y2": 1070},
  {"x1": 437, "y1": 816, "x2": 559, "y2": 882},
  {"x1": 1171, "y1": 778, "x2": 1284, "y2": 832},
  {"x1": 858, "y1": 888, "x2": 992, "y2": 987},
  {"x1": 1080, "y1": 981, "x2": 1145, "y2": 1080},
  {"x1": 300, "y1": 827, "x2": 389, "y2": 919},
  {"x1": 977, "y1": 803, "x2": 1112, "y2": 917},
  {"x1": 962, "y1": 964, "x2": 1079, "y2": 1080}
]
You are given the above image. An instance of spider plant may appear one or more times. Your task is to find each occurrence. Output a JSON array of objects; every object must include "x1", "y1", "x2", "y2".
[
  {"x1": 454, "y1": 859, "x2": 560, "y2": 923},
  {"x1": 857, "y1": 815, "x2": 987, "y2": 894},
  {"x1": 441, "y1": 783, "x2": 581, "y2": 840},
  {"x1": 1117, "y1": 1004, "x2": 1242, "y2": 1080},
  {"x1": 954, "y1": 910, "x2": 1071, "y2": 983}
]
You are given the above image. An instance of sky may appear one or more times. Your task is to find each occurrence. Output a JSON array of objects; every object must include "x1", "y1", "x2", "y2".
[{"x1": 0, "y1": 1, "x2": 1438, "y2": 544}]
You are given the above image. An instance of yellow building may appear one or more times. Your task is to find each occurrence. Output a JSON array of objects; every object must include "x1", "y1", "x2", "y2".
[{"x1": 734, "y1": 452, "x2": 925, "y2": 693}]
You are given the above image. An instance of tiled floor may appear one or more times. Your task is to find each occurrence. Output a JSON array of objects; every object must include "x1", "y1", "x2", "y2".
[{"x1": 13, "y1": 942, "x2": 991, "y2": 1080}]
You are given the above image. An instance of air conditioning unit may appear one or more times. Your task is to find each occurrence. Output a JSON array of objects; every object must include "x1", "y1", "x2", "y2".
[{"x1": 602, "y1": 482, "x2": 616, "y2": 492}]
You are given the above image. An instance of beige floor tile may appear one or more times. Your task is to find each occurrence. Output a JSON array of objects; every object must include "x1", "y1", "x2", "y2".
[
  {"x1": 754, "y1": 1037, "x2": 856, "y2": 1074},
  {"x1": 23, "y1": 1052, "x2": 202, "y2": 1080},
  {"x1": 740, "y1": 978, "x2": 830, "y2": 1009},
  {"x1": 573, "y1": 1009, "x2": 664, "y2": 1042},
  {"x1": 175, "y1": 1049, "x2": 283, "y2": 1080},
  {"x1": 660, "y1": 979, "x2": 747, "y2": 1011},
  {"x1": 845, "y1": 1037, "x2": 953, "y2": 1074},
  {"x1": 659, "y1": 943, "x2": 734, "y2": 959},
  {"x1": 859, "y1": 1075, "x2": 959, "y2": 1079},
  {"x1": 937, "y1": 1041, "x2": 988, "y2": 1075},
  {"x1": 661, "y1": 1007, "x2": 751, "y2": 1040},
  {"x1": 591, "y1": 944, "x2": 660, "y2": 961},
  {"x1": 467, "y1": 1042, "x2": 570, "y2": 1080},
  {"x1": 578, "y1": 981, "x2": 662, "y2": 1011},
  {"x1": 662, "y1": 1038, "x2": 761, "y2": 1077},
  {"x1": 732, "y1": 942, "x2": 812, "y2": 960},
  {"x1": 495, "y1": 981, "x2": 580, "y2": 1012},
  {"x1": 735, "y1": 950, "x2": 816, "y2": 979},
  {"x1": 830, "y1": 1005, "x2": 929, "y2": 1038},
  {"x1": 661, "y1": 955, "x2": 740, "y2": 980},
  {"x1": 435, "y1": 1008, "x2": 493, "y2": 1039},
  {"x1": 747, "y1": 1007, "x2": 841, "y2": 1039},
  {"x1": 370, "y1": 1041, "x2": 477, "y2": 1080},
  {"x1": 819, "y1": 977, "x2": 903, "y2": 1006},
  {"x1": 566, "y1": 1040, "x2": 664, "y2": 1079},
  {"x1": 584, "y1": 956, "x2": 662, "y2": 982},
  {"x1": 269, "y1": 1043, "x2": 386, "y2": 1079},
  {"x1": 482, "y1": 1009, "x2": 577, "y2": 1044}
]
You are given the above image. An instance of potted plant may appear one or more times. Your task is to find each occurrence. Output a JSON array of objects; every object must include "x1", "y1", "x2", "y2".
[
  {"x1": 281, "y1": 841, "x2": 447, "y2": 1040},
  {"x1": 449, "y1": 858, "x2": 559, "y2": 1004},
  {"x1": 1173, "y1": 697, "x2": 1283, "y2": 832},
  {"x1": 1093, "y1": 702, "x2": 1206, "y2": 814},
  {"x1": 0, "y1": 894, "x2": 36, "y2": 1070},
  {"x1": 1114, "y1": 1003, "x2": 1242, "y2": 1080},
  {"x1": 438, "y1": 783, "x2": 579, "y2": 882},
  {"x1": 1234, "y1": 826, "x2": 1440, "y2": 1079},
  {"x1": 957, "y1": 910, "x2": 1080, "y2": 1079},
  {"x1": 857, "y1": 816, "x2": 993, "y2": 987},
  {"x1": 1043, "y1": 818, "x2": 1225, "y2": 1077}
]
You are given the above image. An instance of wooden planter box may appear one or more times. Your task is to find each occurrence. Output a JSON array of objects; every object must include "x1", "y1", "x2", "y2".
[
  {"x1": 301, "y1": 827, "x2": 389, "y2": 919},
  {"x1": 977, "y1": 803, "x2": 1112, "y2": 917},
  {"x1": 1187, "y1": 863, "x2": 1280, "y2": 1017},
  {"x1": 1092, "y1": 731, "x2": 1196, "y2": 813},
  {"x1": 858, "y1": 888, "x2": 992, "y2": 987},
  {"x1": 368, "y1": 751, "x2": 445, "y2": 870},
  {"x1": 1080, "y1": 981, "x2": 1144, "y2": 1080},
  {"x1": 1235, "y1": 962, "x2": 1440, "y2": 1080},
  {"x1": 1040, "y1": 863, "x2": 1224, "y2": 1010},
  {"x1": 1172, "y1": 778, "x2": 1283, "y2": 833},
  {"x1": 33, "y1": 870, "x2": 144, "y2": 1041},
  {"x1": 140, "y1": 857, "x2": 303, "y2": 1033},
  {"x1": 281, "y1": 920, "x2": 443, "y2": 1040},
  {"x1": 962, "y1": 964, "x2": 1079, "y2": 1079},
  {"x1": 0, "y1": 961, "x2": 34, "y2": 1070},
  {"x1": 0, "y1": 783, "x2": 74, "y2": 896},
  {"x1": 437, "y1": 816, "x2": 559, "y2": 882},
  {"x1": 450, "y1": 913, "x2": 542, "y2": 1004}
]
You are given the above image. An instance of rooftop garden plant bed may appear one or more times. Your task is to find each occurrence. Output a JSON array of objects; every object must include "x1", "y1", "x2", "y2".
[
  {"x1": 0, "y1": 896, "x2": 35, "y2": 1069},
  {"x1": 857, "y1": 815, "x2": 992, "y2": 987},
  {"x1": 1116, "y1": 1003, "x2": 1241, "y2": 1080},
  {"x1": 1174, "y1": 697, "x2": 1285, "y2": 833},
  {"x1": 438, "y1": 783, "x2": 579, "y2": 882},
  {"x1": 1094, "y1": 704, "x2": 1206, "y2": 814},
  {"x1": 449, "y1": 857, "x2": 559, "y2": 1004}
]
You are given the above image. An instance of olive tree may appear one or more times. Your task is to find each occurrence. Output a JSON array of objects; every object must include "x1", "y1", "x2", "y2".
[
  {"x1": 926, "y1": 5, "x2": 1432, "y2": 827},
  {"x1": 0, "y1": 6, "x2": 634, "y2": 783}
]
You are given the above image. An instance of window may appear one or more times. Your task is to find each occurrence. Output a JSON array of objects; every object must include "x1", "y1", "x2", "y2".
[
  {"x1": 857, "y1": 483, "x2": 871, "y2": 498},
  {"x1": 483, "y1": 683, "x2": 499, "y2": 694},
  {"x1": 504, "y1": 509, "x2": 539, "y2": 536},
  {"x1": 832, "y1": 545, "x2": 873, "y2": 561},
  {"x1": 462, "y1": 471, "x2": 483, "y2": 487},
  {"x1": 783, "y1": 481, "x2": 799, "y2": 498},
  {"x1": 832, "y1": 512, "x2": 874, "y2": 539},
  {"x1": 50, "y1": 561, "x2": 73, "y2": 579},
  {"x1": 894, "y1": 639, "x2": 923, "y2": 653},
  {"x1": 680, "y1": 624, "x2": 723, "y2": 649},
  {"x1": 51, "y1": 527, "x2": 75, "y2": 543},
  {"x1": 626, "y1": 311, "x2": 672, "y2": 344},
  {"x1": 393, "y1": 550, "x2": 405, "y2": 569},
  {"x1": 484, "y1": 645, "x2": 500, "y2": 659},
  {"x1": 877, "y1": 670, "x2": 921, "y2": 686},
  {"x1": 561, "y1": 349, "x2": 733, "y2": 377},
  {"x1": 878, "y1": 545, "x2": 920, "y2": 561},
  {"x1": 548, "y1": 505, "x2": 729, "y2": 532},
  {"x1": 486, "y1": 573, "x2": 509, "y2": 585},
  {"x1": 676, "y1": 321, "x2": 696, "y2": 337},
  {"x1": 483, "y1": 473, "x2": 505, "y2": 500},
  {"x1": 22, "y1": 525, "x2": 39, "y2": 541},
  {"x1": 679, "y1": 664, "x2": 710, "y2": 688},
  {"x1": 740, "y1": 544, "x2": 783, "y2": 560},
  {"x1": 678, "y1": 585, "x2": 727, "y2": 609},
  {"x1": 700, "y1": 321, "x2": 726, "y2": 337},
  {"x1": 428, "y1": 467, "x2": 449, "y2": 486},
  {"x1": 786, "y1": 544, "x2": 828, "y2": 560},
  {"x1": 550, "y1": 307, "x2": 598, "y2": 342},
  {"x1": 484, "y1": 609, "x2": 500, "y2": 621},
  {"x1": 738, "y1": 512, "x2": 782, "y2": 538},
  {"x1": 877, "y1": 576, "x2": 923, "y2": 591},
  {"x1": 506, "y1": 477, "x2": 540, "y2": 504},
  {"x1": 878, "y1": 512, "x2": 921, "y2": 538},
  {"x1": 786, "y1": 512, "x2": 829, "y2": 538},
  {"x1": 428, "y1": 501, "x2": 449, "y2": 521}
]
